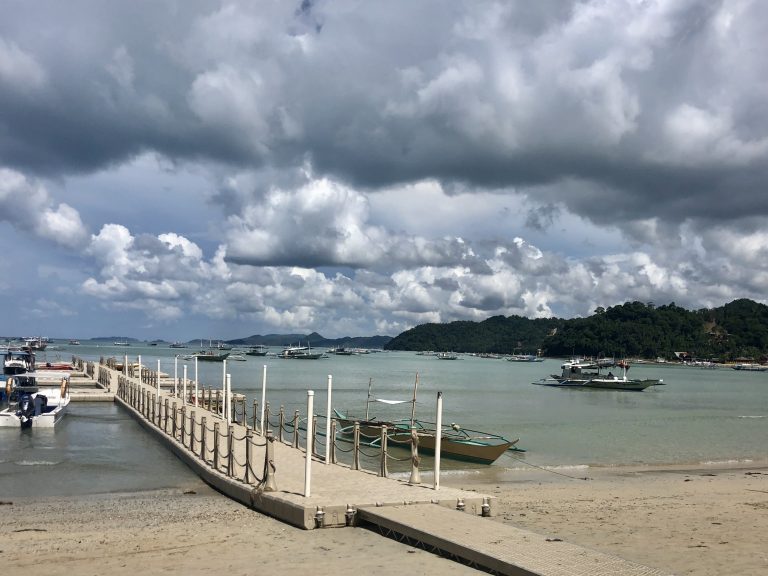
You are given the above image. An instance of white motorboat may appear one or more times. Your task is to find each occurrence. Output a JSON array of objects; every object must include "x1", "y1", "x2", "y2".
[
  {"x1": 0, "y1": 371, "x2": 71, "y2": 429},
  {"x1": 4, "y1": 349, "x2": 35, "y2": 376},
  {"x1": 534, "y1": 359, "x2": 663, "y2": 391}
]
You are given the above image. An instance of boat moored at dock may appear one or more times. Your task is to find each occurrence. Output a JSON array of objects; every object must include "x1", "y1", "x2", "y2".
[
  {"x1": 1, "y1": 371, "x2": 71, "y2": 428},
  {"x1": 333, "y1": 375, "x2": 523, "y2": 464},
  {"x1": 3, "y1": 349, "x2": 35, "y2": 376},
  {"x1": 334, "y1": 411, "x2": 521, "y2": 464}
]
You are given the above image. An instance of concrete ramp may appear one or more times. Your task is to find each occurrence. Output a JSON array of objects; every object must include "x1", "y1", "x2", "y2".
[{"x1": 357, "y1": 504, "x2": 670, "y2": 576}]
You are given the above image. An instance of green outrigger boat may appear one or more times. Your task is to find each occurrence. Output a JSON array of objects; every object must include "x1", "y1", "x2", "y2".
[{"x1": 333, "y1": 376, "x2": 524, "y2": 465}]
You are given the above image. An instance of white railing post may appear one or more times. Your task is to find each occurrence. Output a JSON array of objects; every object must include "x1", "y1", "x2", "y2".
[
  {"x1": 194, "y1": 357, "x2": 199, "y2": 408},
  {"x1": 156, "y1": 359, "x2": 160, "y2": 401},
  {"x1": 138, "y1": 355, "x2": 142, "y2": 383},
  {"x1": 260, "y1": 364, "x2": 267, "y2": 435},
  {"x1": 325, "y1": 374, "x2": 332, "y2": 465},
  {"x1": 304, "y1": 390, "x2": 314, "y2": 497},
  {"x1": 174, "y1": 356, "x2": 178, "y2": 397},
  {"x1": 221, "y1": 359, "x2": 227, "y2": 418},
  {"x1": 434, "y1": 391, "x2": 443, "y2": 490},
  {"x1": 183, "y1": 365, "x2": 188, "y2": 405},
  {"x1": 225, "y1": 374, "x2": 231, "y2": 425}
]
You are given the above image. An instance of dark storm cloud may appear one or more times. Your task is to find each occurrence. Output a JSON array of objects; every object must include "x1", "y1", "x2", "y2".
[
  {"x1": 1, "y1": 0, "x2": 765, "y2": 228},
  {"x1": 4, "y1": 0, "x2": 768, "y2": 339}
]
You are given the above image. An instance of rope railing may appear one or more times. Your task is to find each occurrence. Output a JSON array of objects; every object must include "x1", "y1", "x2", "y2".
[
  {"x1": 106, "y1": 360, "x2": 429, "y2": 492},
  {"x1": 114, "y1": 370, "x2": 277, "y2": 491}
]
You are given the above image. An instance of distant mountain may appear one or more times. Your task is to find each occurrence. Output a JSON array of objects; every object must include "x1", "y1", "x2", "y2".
[{"x1": 228, "y1": 332, "x2": 392, "y2": 349}]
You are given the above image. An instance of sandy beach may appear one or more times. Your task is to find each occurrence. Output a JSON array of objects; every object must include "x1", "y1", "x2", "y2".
[
  {"x1": 449, "y1": 462, "x2": 768, "y2": 575},
  {"x1": 1, "y1": 463, "x2": 766, "y2": 576}
]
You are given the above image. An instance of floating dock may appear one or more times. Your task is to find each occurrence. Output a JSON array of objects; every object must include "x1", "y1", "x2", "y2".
[{"x1": 67, "y1": 359, "x2": 670, "y2": 576}]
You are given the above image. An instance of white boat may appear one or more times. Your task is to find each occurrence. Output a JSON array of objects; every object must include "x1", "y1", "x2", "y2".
[
  {"x1": 227, "y1": 353, "x2": 247, "y2": 361},
  {"x1": 329, "y1": 347, "x2": 357, "y2": 355},
  {"x1": 731, "y1": 363, "x2": 767, "y2": 372},
  {"x1": 22, "y1": 337, "x2": 48, "y2": 351},
  {"x1": 0, "y1": 371, "x2": 71, "y2": 428},
  {"x1": 4, "y1": 349, "x2": 35, "y2": 376},
  {"x1": 534, "y1": 359, "x2": 663, "y2": 391},
  {"x1": 278, "y1": 343, "x2": 324, "y2": 359},
  {"x1": 436, "y1": 352, "x2": 458, "y2": 360},
  {"x1": 507, "y1": 353, "x2": 544, "y2": 362}
]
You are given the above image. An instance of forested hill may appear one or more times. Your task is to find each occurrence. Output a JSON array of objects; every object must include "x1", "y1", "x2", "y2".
[
  {"x1": 384, "y1": 299, "x2": 768, "y2": 361},
  {"x1": 385, "y1": 316, "x2": 563, "y2": 355}
]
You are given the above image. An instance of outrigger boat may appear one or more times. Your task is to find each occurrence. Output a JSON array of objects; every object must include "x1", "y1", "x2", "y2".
[
  {"x1": 533, "y1": 359, "x2": 663, "y2": 391},
  {"x1": 193, "y1": 350, "x2": 230, "y2": 362},
  {"x1": 334, "y1": 376, "x2": 524, "y2": 465},
  {"x1": 278, "y1": 343, "x2": 324, "y2": 359},
  {"x1": 245, "y1": 345, "x2": 268, "y2": 356},
  {"x1": 1, "y1": 371, "x2": 71, "y2": 429}
]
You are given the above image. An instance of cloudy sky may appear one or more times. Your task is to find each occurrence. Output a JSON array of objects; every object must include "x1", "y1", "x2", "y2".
[{"x1": 2, "y1": 0, "x2": 767, "y2": 341}]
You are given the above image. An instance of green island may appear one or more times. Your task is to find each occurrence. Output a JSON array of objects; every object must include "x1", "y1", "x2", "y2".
[{"x1": 384, "y1": 298, "x2": 768, "y2": 362}]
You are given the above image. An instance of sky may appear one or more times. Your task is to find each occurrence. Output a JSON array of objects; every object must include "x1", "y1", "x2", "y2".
[{"x1": 2, "y1": 0, "x2": 768, "y2": 341}]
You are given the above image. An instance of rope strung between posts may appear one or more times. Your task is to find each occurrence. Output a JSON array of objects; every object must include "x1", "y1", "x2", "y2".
[
  {"x1": 358, "y1": 445, "x2": 385, "y2": 459},
  {"x1": 108, "y1": 365, "x2": 283, "y2": 490},
  {"x1": 386, "y1": 452, "x2": 413, "y2": 462}
]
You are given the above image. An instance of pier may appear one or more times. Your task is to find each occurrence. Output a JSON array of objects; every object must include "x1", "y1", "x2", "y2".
[{"x1": 66, "y1": 356, "x2": 670, "y2": 576}]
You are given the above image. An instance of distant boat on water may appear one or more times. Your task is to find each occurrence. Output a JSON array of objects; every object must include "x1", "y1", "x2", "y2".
[
  {"x1": 22, "y1": 337, "x2": 48, "y2": 351},
  {"x1": 507, "y1": 350, "x2": 544, "y2": 362},
  {"x1": 732, "y1": 363, "x2": 767, "y2": 372},
  {"x1": 193, "y1": 350, "x2": 230, "y2": 362},
  {"x1": 534, "y1": 359, "x2": 663, "y2": 391},
  {"x1": 245, "y1": 345, "x2": 268, "y2": 356},
  {"x1": 279, "y1": 343, "x2": 324, "y2": 359}
]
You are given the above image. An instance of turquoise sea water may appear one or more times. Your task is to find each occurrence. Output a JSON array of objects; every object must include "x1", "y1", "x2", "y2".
[{"x1": 2, "y1": 343, "x2": 766, "y2": 497}]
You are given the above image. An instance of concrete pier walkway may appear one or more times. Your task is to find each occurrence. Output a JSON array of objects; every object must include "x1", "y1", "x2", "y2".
[{"x1": 83, "y1": 359, "x2": 670, "y2": 576}]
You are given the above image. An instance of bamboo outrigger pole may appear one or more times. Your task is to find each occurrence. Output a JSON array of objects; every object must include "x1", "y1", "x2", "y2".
[{"x1": 410, "y1": 372, "x2": 419, "y2": 428}]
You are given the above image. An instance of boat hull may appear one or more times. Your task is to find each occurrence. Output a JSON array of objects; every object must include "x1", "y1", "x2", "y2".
[
  {"x1": 0, "y1": 387, "x2": 69, "y2": 428},
  {"x1": 334, "y1": 415, "x2": 515, "y2": 465},
  {"x1": 0, "y1": 405, "x2": 68, "y2": 428},
  {"x1": 194, "y1": 353, "x2": 230, "y2": 362},
  {"x1": 535, "y1": 378, "x2": 660, "y2": 391}
]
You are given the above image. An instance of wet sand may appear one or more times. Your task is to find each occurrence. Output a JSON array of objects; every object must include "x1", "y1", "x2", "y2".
[{"x1": 1, "y1": 463, "x2": 766, "y2": 575}]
